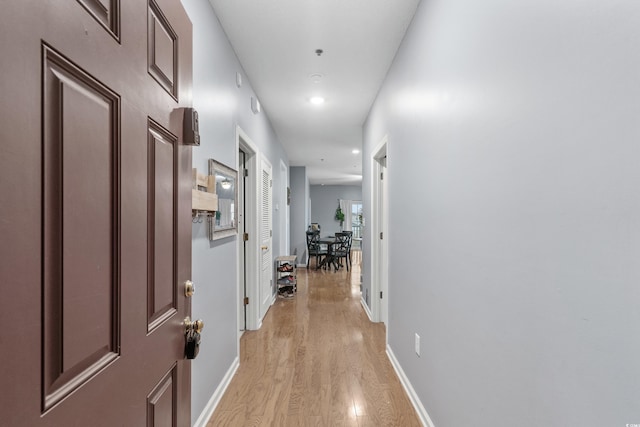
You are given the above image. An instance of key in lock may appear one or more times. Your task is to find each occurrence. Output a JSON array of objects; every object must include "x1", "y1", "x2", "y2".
[{"x1": 184, "y1": 317, "x2": 204, "y2": 360}]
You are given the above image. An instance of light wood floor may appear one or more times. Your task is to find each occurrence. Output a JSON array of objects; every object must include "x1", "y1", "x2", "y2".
[{"x1": 207, "y1": 251, "x2": 421, "y2": 427}]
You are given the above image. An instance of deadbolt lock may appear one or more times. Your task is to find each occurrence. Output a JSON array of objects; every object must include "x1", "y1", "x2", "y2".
[{"x1": 184, "y1": 280, "x2": 195, "y2": 297}]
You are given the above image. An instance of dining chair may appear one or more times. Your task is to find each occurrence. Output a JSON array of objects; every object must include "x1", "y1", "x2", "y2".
[
  {"x1": 343, "y1": 230, "x2": 353, "y2": 268},
  {"x1": 333, "y1": 232, "x2": 352, "y2": 271},
  {"x1": 306, "y1": 231, "x2": 326, "y2": 269}
]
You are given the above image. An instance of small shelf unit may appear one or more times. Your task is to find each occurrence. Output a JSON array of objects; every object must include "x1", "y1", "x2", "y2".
[{"x1": 275, "y1": 255, "x2": 297, "y2": 299}]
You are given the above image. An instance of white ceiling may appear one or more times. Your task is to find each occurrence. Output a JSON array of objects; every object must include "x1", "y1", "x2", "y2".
[{"x1": 209, "y1": 0, "x2": 421, "y2": 185}]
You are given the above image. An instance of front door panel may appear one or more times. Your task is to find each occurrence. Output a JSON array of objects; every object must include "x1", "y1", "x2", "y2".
[
  {"x1": 42, "y1": 44, "x2": 121, "y2": 411},
  {"x1": 0, "y1": 1, "x2": 193, "y2": 425},
  {"x1": 147, "y1": 364, "x2": 178, "y2": 427},
  {"x1": 147, "y1": 119, "x2": 179, "y2": 333}
]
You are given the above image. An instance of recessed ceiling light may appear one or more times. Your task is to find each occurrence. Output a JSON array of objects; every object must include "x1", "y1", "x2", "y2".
[
  {"x1": 310, "y1": 73, "x2": 323, "y2": 83},
  {"x1": 310, "y1": 96, "x2": 325, "y2": 105},
  {"x1": 352, "y1": 149, "x2": 360, "y2": 154}
]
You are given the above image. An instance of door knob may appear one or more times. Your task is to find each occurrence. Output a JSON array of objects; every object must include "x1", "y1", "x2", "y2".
[
  {"x1": 184, "y1": 280, "x2": 195, "y2": 297},
  {"x1": 184, "y1": 317, "x2": 204, "y2": 334}
]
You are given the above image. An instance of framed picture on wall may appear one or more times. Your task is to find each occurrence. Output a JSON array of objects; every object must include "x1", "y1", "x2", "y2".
[{"x1": 208, "y1": 159, "x2": 238, "y2": 240}]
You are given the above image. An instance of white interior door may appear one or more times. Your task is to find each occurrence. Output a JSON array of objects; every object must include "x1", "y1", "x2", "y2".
[
  {"x1": 380, "y1": 156, "x2": 389, "y2": 325},
  {"x1": 236, "y1": 127, "x2": 259, "y2": 331},
  {"x1": 372, "y1": 136, "x2": 389, "y2": 326},
  {"x1": 238, "y1": 149, "x2": 247, "y2": 332},
  {"x1": 259, "y1": 157, "x2": 273, "y2": 321}
]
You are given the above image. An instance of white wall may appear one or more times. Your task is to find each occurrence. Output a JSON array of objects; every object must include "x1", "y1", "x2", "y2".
[
  {"x1": 181, "y1": 1, "x2": 290, "y2": 424},
  {"x1": 310, "y1": 185, "x2": 362, "y2": 236},
  {"x1": 290, "y1": 166, "x2": 309, "y2": 264},
  {"x1": 363, "y1": 0, "x2": 640, "y2": 425}
]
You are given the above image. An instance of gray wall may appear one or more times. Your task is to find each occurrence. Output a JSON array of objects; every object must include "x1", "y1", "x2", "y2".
[
  {"x1": 310, "y1": 185, "x2": 362, "y2": 236},
  {"x1": 181, "y1": 1, "x2": 290, "y2": 424},
  {"x1": 289, "y1": 166, "x2": 309, "y2": 265},
  {"x1": 363, "y1": 0, "x2": 640, "y2": 426}
]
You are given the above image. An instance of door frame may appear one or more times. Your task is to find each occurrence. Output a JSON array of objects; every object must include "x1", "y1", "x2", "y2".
[
  {"x1": 236, "y1": 126, "x2": 260, "y2": 333},
  {"x1": 371, "y1": 135, "x2": 389, "y2": 326}
]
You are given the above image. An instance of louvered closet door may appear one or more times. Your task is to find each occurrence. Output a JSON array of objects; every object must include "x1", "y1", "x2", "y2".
[
  {"x1": 0, "y1": 1, "x2": 193, "y2": 425},
  {"x1": 259, "y1": 157, "x2": 274, "y2": 321}
]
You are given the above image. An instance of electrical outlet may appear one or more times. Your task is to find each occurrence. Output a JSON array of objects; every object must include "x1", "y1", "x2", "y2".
[{"x1": 415, "y1": 333, "x2": 420, "y2": 357}]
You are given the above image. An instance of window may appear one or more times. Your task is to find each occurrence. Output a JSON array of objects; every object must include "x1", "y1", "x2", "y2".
[{"x1": 351, "y1": 201, "x2": 363, "y2": 239}]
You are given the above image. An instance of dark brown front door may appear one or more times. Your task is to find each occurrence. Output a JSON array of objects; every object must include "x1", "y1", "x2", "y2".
[{"x1": 0, "y1": 1, "x2": 193, "y2": 425}]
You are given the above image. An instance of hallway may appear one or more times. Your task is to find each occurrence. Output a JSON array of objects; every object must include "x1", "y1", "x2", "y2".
[{"x1": 207, "y1": 251, "x2": 421, "y2": 426}]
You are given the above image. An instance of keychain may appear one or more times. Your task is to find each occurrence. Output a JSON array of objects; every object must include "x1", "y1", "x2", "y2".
[{"x1": 185, "y1": 328, "x2": 201, "y2": 360}]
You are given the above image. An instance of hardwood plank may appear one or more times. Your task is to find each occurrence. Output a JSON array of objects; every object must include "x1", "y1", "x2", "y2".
[{"x1": 207, "y1": 250, "x2": 421, "y2": 426}]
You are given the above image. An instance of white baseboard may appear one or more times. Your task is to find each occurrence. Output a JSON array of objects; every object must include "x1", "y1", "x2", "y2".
[
  {"x1": 360, "y1": 297, "x2": 373, "y2": 321},
  {"x1": 192, "y1": 356, "x2": 240, "y2": 427},
  {"x1": 386, "y1": 345, "x2": 435, "y2": 427}
]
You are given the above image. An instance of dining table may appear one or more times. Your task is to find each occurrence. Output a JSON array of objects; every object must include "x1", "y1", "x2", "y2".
[{"x1": 316, "y1": 236, "x2": 339, "y2": 271}]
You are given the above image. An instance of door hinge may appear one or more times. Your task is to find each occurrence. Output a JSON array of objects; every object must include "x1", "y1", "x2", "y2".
[
  {"x1": 270, "y1": 179, "x2": 272, "y2": 188},
  {"x1": 244, "y1": 297, "x2": 249, "y2": 305},
  {"x1": 380, "y1": 291, "x2": 383, "y2": 299},
  {"x1": 380, "y1": 232, "x2": 383, "y2": 239},
  {"x1": 243, "y1": 232, "x2": 249, "y2": 241},
  {"x1": 244, "y1": 168, "x2": 248, "y2": 177},
  {"x1": 270, "y1": 230, "x2": 272, "y2": 237},
  {"x1": 380, "y1": 172, "x2": 384, "y2": 180}
]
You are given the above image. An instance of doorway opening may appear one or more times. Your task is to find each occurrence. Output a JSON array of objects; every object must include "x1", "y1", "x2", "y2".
[
  {"x1": 237, "y1": 127, "x2": 259, "y2": 335},
  {"x1": 280, "y1": 160, "x2": 289, "y2": 257},
  {"x1": 372, "y1": 136, "x2": 389, "y2": 327}
]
